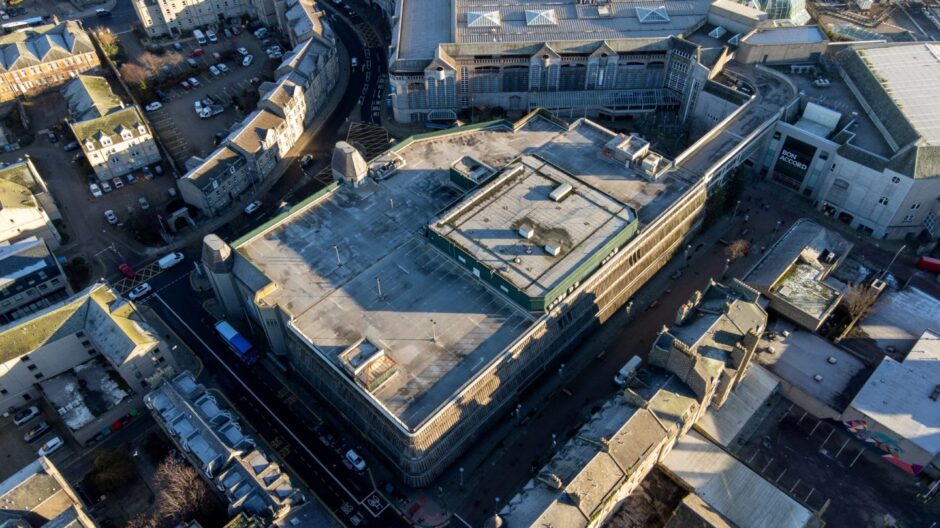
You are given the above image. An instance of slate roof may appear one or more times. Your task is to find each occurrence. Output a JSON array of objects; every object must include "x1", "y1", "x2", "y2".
[{"x1": 0, "y1": 21, "x2": 94, "y2": 71}]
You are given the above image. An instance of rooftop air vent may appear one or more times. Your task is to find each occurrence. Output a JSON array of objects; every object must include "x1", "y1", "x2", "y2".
[
  {"x1": 813, "y1": 374, "x2": 823, "y2": 382},
  {"x1": 544, "y1": 244, "x2": 561, "y2": 256},
  {"x1": 931, "y1": 385, "x2": 940, "y2": 401},
  {"x1": 518, "y1": 226, "x2": 535, "y2": 239},
  {"x1": 550, "y1": 183, "x2": 573, "y2": 202},
  {"x1": 827, "y1": 356, "x2": 837, "y2": 364}
]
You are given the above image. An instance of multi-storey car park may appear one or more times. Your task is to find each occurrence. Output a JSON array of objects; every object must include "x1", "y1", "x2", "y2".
[{"x1": 202, "y1": 43, "x2": 794, "y2": 484}]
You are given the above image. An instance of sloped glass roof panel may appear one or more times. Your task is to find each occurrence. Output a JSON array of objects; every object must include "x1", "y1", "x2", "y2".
[
  {"x1": 636, "y1": 6, "x2": 670, "y2": 23},
  {"x1": 467, "y1": 10, "x2": 501, "y2": 28},
  {"x1": 525, "y1": 9, "x2": 558, "y2": 26}
]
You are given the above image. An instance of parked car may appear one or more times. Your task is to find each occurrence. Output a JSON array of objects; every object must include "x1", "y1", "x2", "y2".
[
  {"x1": 209, "y1": 65, "x2": 220, "y2": 76},
  {"x1": 172, "y1": 42, "x2": 183, "y2": 51},
  {"x1": 212, "y1": 51, "x2": 222, "y2": 62},
  {"x1": 186, "y1": 57, "x2": 198, "y2": 68},
  {"x1": 138, "y1": 196, "x2": 150, "y2": 210},
  {"x1": 38, "y1": 437, "x2": 64, "y2": 457},
  {"x1": 13, "y1": 406, "x2": 40, "y2": 426},
  {"x1": 232, "y1": 25, "x2": 241, "y2": 36},
  {"x1": 180, "y1": 80, "x2": 191, "y2": 90},
  {"x1": 237, "y1": 47, "x2": 249, "y2": 56},
  {"x1": 189, "y1": 48, "x2": 205, "y2": 57},
  {"x1": 254, "y1": 27, "x2": 269, "y2": 39},
  {"x1": 128, "y1": 283, "x2": 152, "y2": 300},
  {"x1": 118, "y1": 262, "x2": 135, "y2": 278},
  {"x1": 153, "y1": 164, "x2": 164, "y2": 176},
  {"x1": 156, "y1": 89, "x2": 170, "y2": 102},
  {"x1": 345, "y1": 449, "x2": 367, "y2": 471},
  {"x1": 242, "y1": 55, "x2": 254, "y2": 67},
  {"x1": 217, "y1": 63, "x2": 229, "y2": 73},
  {"x1": 157, "y1": 252, "x2": 184, "y2": 269},
  {"x1": 24, "y1": 420, "x2": 51, "y2": 443},
  {"x1": 101, "y1": 180, "x2": 113, "y2": 193},
  {"x1": 95, "y1": 8, "x2": 111, "y2": 17},
  {"x1": 300, "y1": 154, "x2": 314, "y2": 168},
  {"x1": 112, "y1": 177, "x2": 124, "y2": 189},
  {"x1": 145, "y1": 101, "x2": 163, "y2": 112},
  {"x1": 126, "y1": 173, "x2": 137, "y2": 185},
  {"x1": 207, "y1": 30, "x2": 218, "y2": 43},
  {"x1": 141, "y1": 166, "x2": 153, "y2": 178},
  {"x1": 243, "y1": 200, "x2": 262, "y2": 215},
  {"x1": 223, "y1": 28, "x2": 232, "y2": 38},
  {"x1": 104, "y1": 209, "x2": 118, "y2": 225},
  {"x1": 63, "y1": 141, "x2": 79, "y2": 151},
  {"x1": 188, "y1": 77, "x2": 200, "y2": 87},
  {"x1": 72, "y1": 152, "x2": 84, "y2": 163},
  {"x1": 194, "y1": 100, "x2": 204, "y2": 113},
  {"x1": 168, "y1": 187, "x2": 177, "y2": 198},
  {"x1": 47, "y1": 132, "x2": 58, "y2": 143},
  {"x1": 89, "y1": 182, "x2": 102, "y2": 198}
]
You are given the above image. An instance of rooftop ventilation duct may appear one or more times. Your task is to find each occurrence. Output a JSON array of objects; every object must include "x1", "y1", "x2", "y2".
[
  {"x1": 544, "y1": 244, "x2": 561, "y2": 256},
  {"x1": 518, "y1": 226, "x2": 534, "y2": 239},
  {"x1": 549, "y1": 183, "x2": 572, "y2": 202}
]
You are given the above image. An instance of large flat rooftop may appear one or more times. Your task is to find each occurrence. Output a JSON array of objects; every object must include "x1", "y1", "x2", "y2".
[
  {"x1": 431, "y1": 154, "x2": 636, "y2": 300},
  {"x1": 235, "y1": 113, "x2": 696, "y2": 430},
  {"x1": 395, "y1": 0, "x2": 713, "y2": 62}
]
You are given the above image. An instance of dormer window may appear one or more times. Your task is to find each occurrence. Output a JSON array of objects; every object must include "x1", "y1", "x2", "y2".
[
  {"x1": 137, "y1": 125, "x2": 147, "y2": 135},
  {"x1": 101, "y1": 137, "x2": 112, "y2": 147},
  {"x1": 84, "y1": 141, "x2": 95, "y2": 151},
  {"x1": 121, "y1": 130, "x2": 132, "y2": 141}
]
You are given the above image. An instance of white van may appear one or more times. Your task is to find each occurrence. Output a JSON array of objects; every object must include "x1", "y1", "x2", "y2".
[
  {"x1": 157, "y1": 252, "x2": 184, "y2": 270},
  {"x1": 193, "y1": 29, "x2": 207, "y2": 45},
  {"x1": 613, "y1": 355, "x2": 641, "y2": 386}
]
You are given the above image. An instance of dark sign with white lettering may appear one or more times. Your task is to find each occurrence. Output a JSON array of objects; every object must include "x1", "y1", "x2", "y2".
[{"x1": 773, "y1": 136, "x2": 817, "y2": 190}]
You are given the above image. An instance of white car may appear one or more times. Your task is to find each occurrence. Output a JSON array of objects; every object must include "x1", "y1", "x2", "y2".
[
  {"x1": 206, "y1": 30, "x2": 218, "y2": 43},
  {"x1": 194, "y1": 100, "x2": 203, "y2": 113},
  {"x1": 112, "y1": 177, "x2": 124, "y2": 189},
  {"x1": 242, "y1": 55, "x2": 254, "y2": 67},
  {"x1": 237, "y1": 47, "x2": 249, "y2": 56},
  {"x1": 345, "y1": 449, "x2": 367, "y2": 471},
  {"x1": 13, "y1": 406, "x2": 40, "y2": 426},
  {"x1": 217, "y1": 63, "x2": 229, "y2": 73},
  {"x1": 209, "y1": 65, "x2": 220, "y2": 76},
  {"x1": 244, "y1": 200, "x2": 262, "y2": 215},
  {"x1": 128, "y1": 282, "x2": 152, "y2": 300},
  {"x1": 38, "y1": 436, "x2": 64, "y2": 457},
  {"x1": 145, "y1": 101, "x2": 163, "y2": 112},
  {"x1": 268, "y1": 50, "x2": 282, "y2": 59},
  {"x1": 104, "y1": 209, "x2": 118, "y2": 225},
  {"x1": 100, "y1": 180, "x2": 113, "y2": 193},
  {"x1": 188, "y1": 77, "x2": 200, "y2": 87},
  {"x1": 89, "y1": 182, "x2": 102, "y2": 198}
]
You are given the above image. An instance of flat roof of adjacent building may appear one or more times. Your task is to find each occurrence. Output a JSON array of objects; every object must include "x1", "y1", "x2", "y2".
[
  {"x1": 743, "y1": 26, "x2": 826, "y2": 45},
  {"x1": 235, "y1": 113, "x2": 697, "y2": 430},
  {"x1": 662, "y1": 430, "x2": 816, "y2": 528},
  {"x1": 848, "y1": 329, "x2": 940, "y2": 457},
  {"x1": 431, "y1": 154, "x2": 635, "y2": 300},
  {"x1": 853, "y1": 286, "x2": 940, "y2": 358},
  {"x1": 0, "y1": 458, "x2": 89, "y2": 528},
  {"x1": 395, "y1": 0, "x2": 714, "y2": 61},
  {"x1": 757, "y1": 320, "x2": 867, "y2": 412},
  {"x1": 856, "y1": 44, "x2": 940, "y2": 147},
  {"x1": 696, "y1": 363, "x2": 778, "y2": 447}
]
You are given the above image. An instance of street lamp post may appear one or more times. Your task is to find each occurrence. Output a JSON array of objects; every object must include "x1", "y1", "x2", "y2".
[
  {"x1": 732, "y1": 200, "x2": 741, "y2": 218},
  {"x1": 459, "y1": 467, "x2": 464, "y2": 488},
  {"x1": 881, "y1": 244, "x2": 907, "y2": 281}
]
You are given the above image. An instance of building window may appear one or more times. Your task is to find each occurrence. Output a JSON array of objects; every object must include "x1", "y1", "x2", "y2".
[
  {"x1": 21, "y1": 355, "x2": 31, "y2": 362},
  {"x1": 912, "y1": 202, "x2": 921, "y2": 210},
  {"x1": 27, "y1": 364, "x2": 37, "y2": 371},
  {"x1": 904, "y1": 214, "x2": 915, "y2": 223},
  {"x1": 81, "y1": 340, "x2": 91, "y2": 347},
  {"x1": 22, "y1": 394, "x2": 31, "y2": 401},
  {"x1": 878, "y1": 197, "x2": 889, "y2": 205},
  {"x1": 891, "y1": 176, "x2": 900, "y2": 183},
  {"x1": 34, "y1": 373, "x2": 43, "y2": 380},
  {"x1": 0, "y1": 389, "x2": 7, "y2": 395}
]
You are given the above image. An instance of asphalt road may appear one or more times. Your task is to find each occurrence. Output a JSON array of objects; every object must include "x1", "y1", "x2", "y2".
[
  {"x1": 79, "y1": 1, "x2": 137, "y2": 33},
  {"x1": 139, "y1": 261, "x2": 410, "y2": 527}
]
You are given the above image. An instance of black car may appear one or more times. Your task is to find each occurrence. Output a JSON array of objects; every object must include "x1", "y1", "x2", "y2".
[
  {"x1": 24, "y1": 420, "x2": 50, "y2": 443},
  {"x1": 63, "y1": 141, "x2": 79, "y2": 152}
]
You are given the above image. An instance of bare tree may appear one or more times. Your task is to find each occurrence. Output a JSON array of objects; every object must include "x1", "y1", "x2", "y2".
[
  {"x1": 119, "y1": 63, "x2": 148, "y2": 85},
  {"x1": 836, "y1": 283, "x2": 880, "y2": 341},
  {"x1": 94, "y1": 27, "x2": 120, "y2": 58},
  {"x1": 152, "y1": 459, "x2": 211, "y2": 524},
  {"x1": 725, "y1": 239, "x2": 750, "y2": 261}
]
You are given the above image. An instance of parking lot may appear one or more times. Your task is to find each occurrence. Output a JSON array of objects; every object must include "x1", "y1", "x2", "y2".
[
  {"x1": 0, "y1": 403, "x2": 76, "y2": 481},
  {"x1": 129, "y1": 31, "x2": 282, "y2": 165}
]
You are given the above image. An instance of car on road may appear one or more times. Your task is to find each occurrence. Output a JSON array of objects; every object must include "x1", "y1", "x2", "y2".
[
  {"x1": 209, "y1": 65, "x2": 220, "y2": 76},
  {"x1": 100, "y1": 180, "x2": 113, "y2": 193},
  {"x1": 89, "y1": 182, "x2": 102, "y2": 198},
  {"x1": 24, "y1": 421, "x2": 51, "y2": 443},
  {"x1": 190, "y1": 48, "x2": 205, "y2": 57},
  {"x1": 112, "y1": 177, "x2": 124, "y2": 189},
  {"x1": 13, "y1": 406, "x2": 40, "y2": 426},
  {"x1": 157, "y1": 252, "x2": 184, "y2": 269},
  {"x1": 128, "y1": 283, "x2": 152, "y2": 300},
  {"x1": 217, "y1": 63, "x2": 229, "y2": 73},
  {"x1": 242, "y1": 55, "x2": 254, "y2": 67},
  {"x1": 188, "y1": 77, "x2": 200, "y2": 87},
  {"x1": 104, "y1": 209, "x2": 118, "y2": 225},
  {"x1": 138, "y1": 196, "x2": 150, "y2": 210},
  {"x1": 38, "y1": 437, "x2": 64, "y2": 457},
  {"x1": 172, "y1": 42, "x2": 183, "y2": 51},
  {"x1": 118, "y1": 262, "x2": 136, "y2": 278},
  {"x1": 95, "y1": 8, "x2": 111, "y2": 17},
  {"x1": 145, "y1": 101, "x2": 163, "y2": 112},
  {"x1": 345, "y1": 449, "x2": 367, "y2": 471},
  {"x1": 237, "y1": 47, "x2": 249, "y2": 56},
  {"x1": 243, "y1": 200, "x2": 262, "y2": 215}
]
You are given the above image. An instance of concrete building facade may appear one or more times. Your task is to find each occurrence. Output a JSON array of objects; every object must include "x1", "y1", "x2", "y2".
[
  {"x1": 0, "y1": 237, "x2": 71, "y2": 325},
  {"x1": 0, "y1": 20, "x2": 100, "y2": 102},
  {"x1": 132, "y1": 0, "x2": 279, "y2": 38},
  {"x1": 0, "y1": 158, "x2": 62, "y2": 250}
]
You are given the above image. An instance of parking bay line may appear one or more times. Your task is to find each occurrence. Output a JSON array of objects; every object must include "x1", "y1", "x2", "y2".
[{"x1": 152, "y1": 295, "x2": 369, "y2": 505}]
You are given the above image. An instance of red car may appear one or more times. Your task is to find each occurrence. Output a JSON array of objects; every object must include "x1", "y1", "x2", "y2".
[
  {"x1": 189, "y1": 48, "x2": 205, "y2": 57},
  {"x1": 180, "y1": 80, "x2": 191, "y2": 90},
  {"x1": 118, "y1": 262, "x2": 135, "y2": 279}
]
